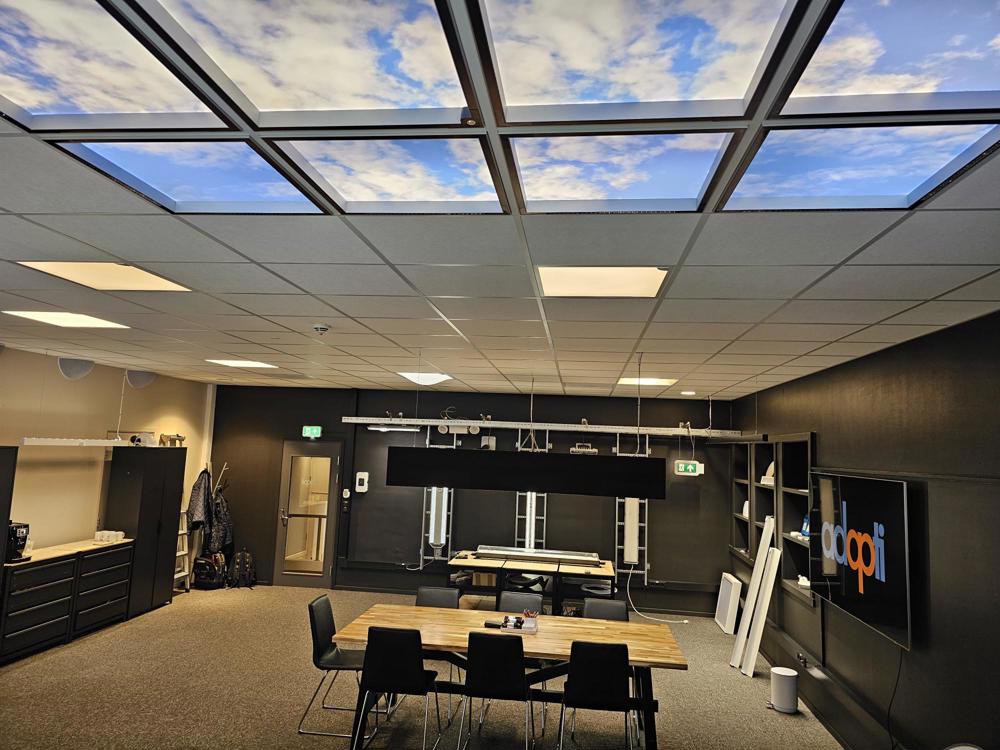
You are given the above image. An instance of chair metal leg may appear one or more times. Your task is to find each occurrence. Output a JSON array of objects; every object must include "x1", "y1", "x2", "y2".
[
  {"x1": 571, "y1": 707, "x2": 577, "y2": 741},
  {"x1": 456, "y1": 693, "x2": 471, "y2": 750},
  {"x1": 299, "y1": 671, "x2": 377, "y2": 740},
  {"x1": 556, "y1": 702, "x2": 567, "y2": 750},
  {"x1": 477, "y1": 698, "x2": 492, "y2": 734}
]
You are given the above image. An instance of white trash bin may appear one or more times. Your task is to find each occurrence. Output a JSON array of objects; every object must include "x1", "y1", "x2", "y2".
[{"x1": 770, "y1": 667, "x2": 798, "y2": 714}]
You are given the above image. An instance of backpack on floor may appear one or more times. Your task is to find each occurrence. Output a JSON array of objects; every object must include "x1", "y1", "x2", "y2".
[
  {"x1": 228, "y1": 548, "x2": 256, "y2": 589},
  {"x1": 193, "y1": 554, "x2": 227, "y2": 590}
]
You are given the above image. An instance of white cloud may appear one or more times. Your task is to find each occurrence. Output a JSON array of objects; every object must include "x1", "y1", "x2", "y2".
[
  {"x1": 158, "y1": 0, "x2": 465, "y2": 111},
  {"x1": 990, "y1": 33, "x2": 1000, "y2": 52},
  {"x1": 0, "y1": 0, "x2": 207, "y2": 114}
]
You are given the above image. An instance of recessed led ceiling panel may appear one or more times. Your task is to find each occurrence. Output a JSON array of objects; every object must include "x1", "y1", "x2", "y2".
[
  {"x1": 482, "y1": 0, "x2": 789, "y2": 121},
  {"x1": 0, "y1": 0, "x2": 216, "y2": 125},
  {"x1": 280, "y1": 139, "x2": 501, "y2": 213},
  {"x1": 18, "y1": 262, "x2": 189, "y2": 291},
  {"x1": 538, "y1": 266, "x2": 668, "y2": 297},
  {"x1": 786, "y1": 0, "x2": 1000, "y2": 114},
  {"x1": 61, "y1": 141, "x2": 319, "y2": 213},
  {"x1": 512, "y1": 133, "x2": 729, "y2": 211},
  {"x1": 157, "y1": 0, "x2": 467, "y2": 123},
  {"x1": 728, "y1": 124, "x2": 1000, "y2": 210}
]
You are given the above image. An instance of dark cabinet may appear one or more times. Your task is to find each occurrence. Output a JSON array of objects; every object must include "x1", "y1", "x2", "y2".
[{"x1": 105, "y1": 448, "x2": 186, "y2": 618}]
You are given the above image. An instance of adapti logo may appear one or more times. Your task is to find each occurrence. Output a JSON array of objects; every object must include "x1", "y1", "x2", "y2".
[{"x1": 821, "y1": 500, "x2": 886, "y2": 594}]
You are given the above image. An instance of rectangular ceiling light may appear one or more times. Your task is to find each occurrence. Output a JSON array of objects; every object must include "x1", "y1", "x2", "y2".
[
  {"x1": 482, "y1": 0, "x2": 788, "y2": 122},
  {"x1": 618, "y1": 377, "x2": 678, "y2": 387},
  {"x1": 2, "y1": 310, "x2": 128, "y2": 328},
  {"x1": 538, "y1": 267, "x2": 667, "y2": 298},
  {"x1": 511, "y1": 133, "x2": 729, "y2": 212},
  {"x1": 786, "y1": 0, "x2": 1000, "y2": 114},
  {"x1": 156, "y1": 0, "x2": 468, "y2": 126},
  {"x1": 398, "y1": 372, "x2": 452, "y2": 386},
  {"x1": 205, "y1": 359, "x2": 277, "y2": 368},
  {"x1": 60, "y1": 141, "x2": 319, "y2": 214},
  {"x1": 18, "y1": 262, "x2": 189, "y2": 291},
  {"x1": 278, "y1": 139, "x2": 501, "y2": 213},
  {"x1": 728, "y1": 124, "x2": 1000, "y2": 210},
  {"x1": 0, "y1": 1, "x2": 217, "y2": 125}
]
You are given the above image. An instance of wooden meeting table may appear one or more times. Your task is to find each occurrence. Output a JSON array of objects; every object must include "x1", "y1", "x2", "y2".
[{"x1": 334, "y1": 603, "x2": 688, "y2": 749}]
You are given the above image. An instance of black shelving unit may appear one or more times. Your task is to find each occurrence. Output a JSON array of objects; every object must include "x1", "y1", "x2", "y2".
[
  {"x1": 776, "y1": 434, "x2": 815, "y2": 607},
  {"x1": 730, "y1": 443, "x2": 751, "y2": 560}
]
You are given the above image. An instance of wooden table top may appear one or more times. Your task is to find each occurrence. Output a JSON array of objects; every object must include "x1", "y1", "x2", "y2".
[
  {"x1": 559, "y1": 560, "x2": 616, "y2": 578},
  {"x1": 448, "y1": 553, "x2": 506, "y2": 570},
  {"x1": 334, "y1": 603, "x2": 687, "y2": 670}
]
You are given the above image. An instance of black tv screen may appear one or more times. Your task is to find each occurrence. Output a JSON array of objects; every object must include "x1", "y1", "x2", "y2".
[{"x1": 810, "y1": 472, "x2": 911, "y2": 649}]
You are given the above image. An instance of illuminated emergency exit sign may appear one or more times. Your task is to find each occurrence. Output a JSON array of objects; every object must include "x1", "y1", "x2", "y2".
[
  {"x1": 302, "y1": 425, "x2": 322, "y2": 439},
  {"x1": 674, "y1": 460, "x2": 705, "y2": 476}
]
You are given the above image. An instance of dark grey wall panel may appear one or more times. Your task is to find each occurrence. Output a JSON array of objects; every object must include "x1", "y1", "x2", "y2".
[{"x1": 733, "y1": 310, "x2": 1000, "y2": 750}]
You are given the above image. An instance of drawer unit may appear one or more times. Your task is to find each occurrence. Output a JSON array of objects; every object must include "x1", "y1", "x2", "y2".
[
  {"x1": 74, "y1": 596, "x2": 128, "y2": 633},
  {"x1": 75, "y1": 580, "x2": 129, "y2": 613},
  {"x1": 1, "y1": 615, "x2": 69, "y2": 656},
  {"x1": 6, "y1": 578, "x2": 74, "y2": 613},
  {"x1": 79, "y1": 545, "x2": 132, "y2": 575},
  {"x1": 78, "y1": 562, "x2": 131, "y2": 594},
  {"x1": 4, "y1": 596, "x2": 72, "y2": 636},
  {"x1": 8, "y1": 559, "x2": 76, "y2": 593}
]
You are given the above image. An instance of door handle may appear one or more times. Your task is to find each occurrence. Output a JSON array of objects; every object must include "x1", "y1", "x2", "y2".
[{"x1": 279, "y1": 508, "x2": 289, "y2": 527}]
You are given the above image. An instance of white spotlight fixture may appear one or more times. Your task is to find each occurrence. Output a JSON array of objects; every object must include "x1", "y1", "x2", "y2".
[
  {"x1": 398, "y1": 372, "x2": 451, "y2": 386},
  {"x1": 681, "y1": 390, "x2": 697, "y2": 396},
  {"x1": 3, "y1": 311, "x2": 128, "y2": 328},
  {"x1": 618, "y1": 377, "x2": 678, "y2": 387},
  {"x1": 205, "y1": 359, "x2": 276, "y2": 368}
]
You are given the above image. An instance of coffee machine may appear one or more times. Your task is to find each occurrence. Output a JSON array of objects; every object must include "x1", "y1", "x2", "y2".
[{"x1": 6, "y1": 521, "x2": 29, "y2": 563}]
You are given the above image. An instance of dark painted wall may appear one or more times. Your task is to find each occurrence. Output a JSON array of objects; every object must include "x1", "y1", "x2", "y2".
[
  {"x1": 732, "y1": 311, "x2": 1000, "y2": 750},
  {"x1": 212, "y1": 386, "x2": 733, "y2": 611}
]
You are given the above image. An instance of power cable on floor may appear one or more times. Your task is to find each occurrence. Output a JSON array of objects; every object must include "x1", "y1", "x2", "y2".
[
  {"x1": 886, "y1": 645, "x2": 904, "y2": 749},
  {"x1": 625, "y1": 565, "x2": 688, "y2": 625}
]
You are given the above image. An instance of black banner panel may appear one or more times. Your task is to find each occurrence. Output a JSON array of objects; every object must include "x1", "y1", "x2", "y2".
[
  {"x1": 386, "y1": 447, "x2": 667, "y2": 499},
  {"x1": 810, "y1": 472, "x2": 911, "y2": 649}
]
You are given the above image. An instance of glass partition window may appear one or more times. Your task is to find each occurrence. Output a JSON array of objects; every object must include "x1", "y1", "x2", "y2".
[
  {"x1": 511, "y1": 133, "x2": 729, "y2": 212},
  {"x1": 727, "y1": 124, "x2": 1000, "y2": 210},
  {"x1": 157, "y1": 0, "x2": 467, "y2": 120},
  {"x1": 62, "y1": 141, "x2": 319, "y2": 213},
  {"x1": 0, "y1": 0, "x2": 215, "y2": 124},
  {"x1": 482, "y1": 0, "x2": 789, "y2": 121},
  {"x1": 280, "y1": 138, "x2": 501, "y2": 213},
  {"x1": 786, "y1": 0, "x2": 1000, "y2": 113}
]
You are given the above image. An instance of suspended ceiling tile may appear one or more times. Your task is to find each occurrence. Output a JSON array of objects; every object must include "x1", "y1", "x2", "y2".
[
  {"x1": 687, "y1": 211, "x2": 902, "y2": 265},
  {"x1": 522, "y1": 214, "x2": 697, "y2": 265},
  {"x1": 0, "y1": 216, "x2": 116, "y2": 262},
  {"x1": 267, "y1": 264, "x2": 413, "y2": 295},
  {"x1": 543, "y1": 298, "x2": 654, "y2": 322},
  {"x1": 802, "y1": 265, "x2": 997, "y2": 300},
  {"x1": 434, "y1": 297, "x2": 540, "y2": 320},
  {"x1": 140, "y1": 263, "x2": 298, "y2": 294},
  {"x1": 643, "y1": 322, "x2": 752, "y2": 340},
  {"x1": 554, "y1": 338, "x2": 636, "y2": 352},
  {"x1": 468, "y1": 336, "x2": 548, "y2": 350},
  {"x1": 720, "y1": 340, "x2": 823, "y2": 356},
  {"x1": 400, "y1": 265, "x2": 534, "y2": 298},
  {"x1": 358, "y1": 318, "x2": 454, "y2": 335},
  {"x1": 850, "y1": 211, "x2": 1000, "y2": 264},
  {"x1": 186, "y1": 215, "x2": 378, "y2": 263},
  {"x1": 924, "y1": 152, "x2": 1000, "y2": 210},
  {"x1": 941, "y1": 270, "x2": 1000, "y2": 300},
  {"x1": 766, "y1": 299, "x2": 914, "y2": 325},
  {"x1": 707, "y1": 353, "x2": 796, "y2": 366},
  {"x1": 653, "y1": 299, "x2": 784, "y2": 323},
  {"x1": 385, "y1": 334, "x2": 469, "y2": 349},
  {"x1": 218, "y1": 294, "x2": 340, "y2": 317},
  {"x1": 350, "y1": 216, "x2": 522, "y2": 265},
  {"x1": 809, "y1": 342, "x2": 892, "y2": 357},
  {"x1": 786, "y1": 355, "x2": 856, "y2": 367},
  {"x1": 115, "y1": 292, "x2": 245, "y2": 316},
  {"x1": 636, "y1": 339, "x2": 727, "y2": 354},
  {"x1": 881, "y1": 300, "x2": 1000, "y2": 326},
  {"x1": 13, "y1": 289, "x2": 154, "y2": 316},
  {"x1": 667, "y1": 266, "x2": 830, "y2": 299},
  {"x1": 639, "y1": 352, "x2": 711, "y2": 364},
  {"x1": 453, "y1": 319, "x2": 547, "y2": 337},
  {"x1": 265, "y1": 317, "x2": 381, "y2": 336},
  {"x1": 743, "y1": 323, "x2": 865, "y2": 341},
  {"x1": 547, "y1": 321, "x2": 644, "y2": 339},
  {"x1": 841, "y1": 324, "x2": 944, "y2": 343},
  {"x1": 321, "y1": 296, "x2": 436, "y2": 318},
  {"x1": 0, "y1": 261, "x2": 79, "y2": 290}
]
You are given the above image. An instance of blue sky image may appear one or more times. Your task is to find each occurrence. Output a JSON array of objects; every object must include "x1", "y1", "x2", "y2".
[
  {"x1": 728, "y1": 124, "x2": 998, "y2": 209},
  {"x1": 285, "y1": 138, "x2": 500, "y2": 206},
  {"x1": 69, "y1": 141, "x2": 318, "y2": 211},
  {"x1": 511, "y1": 133, "x2": 728, "y2": 202},
  {"x1": 483, "y1": 0, "x2": 788, "y2": 105},
  {"x1": 790, "y1": 0, "x2": 1000, "y2": 101}
]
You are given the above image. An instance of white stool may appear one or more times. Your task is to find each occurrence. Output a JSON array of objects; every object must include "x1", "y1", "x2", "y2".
[{"x1": 769, "y1": 667, "x2": 798, "y2": 714}]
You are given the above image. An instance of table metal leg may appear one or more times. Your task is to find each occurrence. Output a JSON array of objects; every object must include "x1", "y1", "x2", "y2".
[{"x1": 635, "y1": 667, "x2": 657, "y2": 750}]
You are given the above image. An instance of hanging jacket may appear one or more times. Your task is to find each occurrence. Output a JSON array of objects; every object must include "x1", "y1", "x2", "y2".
[
  {"x1": 205, "y1": 489, "x2": 234, "y2": 556},
  {"x1": 186, "y1": 469, "x2": 212, "y2": 530}
]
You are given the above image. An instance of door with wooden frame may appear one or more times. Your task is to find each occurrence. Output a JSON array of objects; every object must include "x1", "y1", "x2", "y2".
[{"x1": 272, "y1": 441, "x2": 341, "y2": 588}]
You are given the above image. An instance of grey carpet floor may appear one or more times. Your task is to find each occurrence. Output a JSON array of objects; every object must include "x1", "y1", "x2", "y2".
[{"x1": 0, "y1": 587, "x2": 841, "y2": 749}]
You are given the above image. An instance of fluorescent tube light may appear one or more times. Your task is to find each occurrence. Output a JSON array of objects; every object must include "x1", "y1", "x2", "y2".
[
  {"x1": 205, "y1": 359, "x2": 276, "y2": 368},
  {"x1": 538, "y1": 266, "x2": 667, "y2": 297},
  {"x1": 618, "y1": 377, "x2": 677, "y2": 386},
  {"x1": 428, "y1": 486, "x2": 451, "y2": 551},
  {"x1": 367, "y1": 425, "x2": 422, "y2": 433},
  {"x1": 18, "y1": 262, "x2": 189, "y2": 291},
  {"x1": 398, "y1": 372, "x2": 451, "y2": 385},
  {"x1": 681, "y1": 390, "x2": 697, "y2": 396},
  {"x1": 2, "y1": 310, "x2": 128, "y2": 328}
]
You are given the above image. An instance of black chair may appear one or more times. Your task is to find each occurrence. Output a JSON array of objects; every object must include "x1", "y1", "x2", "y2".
[
  {"x1": 353, "y1": 626, "x2": 442, "y2": 750},
  {"x1": 558, "y1": 641, "x2": 636, "y2": 750},
  {"x1": 416, "y1": 586, "x2": 461, "y2": 609},
  {"x1": 299, "y1": 595, "x2": 382, "y2": 739},
  {"x1": 498, "y1": 590, "x2": 543, "y2": 614},
  {"x1": 457, "y1": 632, "x2": 536, "y2": 749},
  {"x1": 582, "y1": 597, "x2": 629, "y2": 622}
]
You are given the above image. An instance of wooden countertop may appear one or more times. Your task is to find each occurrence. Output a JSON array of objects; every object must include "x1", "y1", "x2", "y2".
[
  {"x1": 4, "y1": 538, "x2": 133, "y2": 568},
  {"x1": 335, "y1": 603, "x2": 687, "y2": 670},
  {"x1": 449, "y1": 550, "x2": 614, "y2": 578}
]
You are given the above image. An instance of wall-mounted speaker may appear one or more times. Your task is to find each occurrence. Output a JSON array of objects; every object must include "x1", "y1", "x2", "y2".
[
  {"x1": 57, "y1": 357, "x2": 94, "y2": 380},
  {"x1": 126, "y1": 370, "x2": 157, "y2": 389}
]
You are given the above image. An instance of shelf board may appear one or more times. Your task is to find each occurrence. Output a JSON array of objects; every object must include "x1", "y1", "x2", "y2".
[
  {"x1": 734, "y1": 478, "x2": 749, "y2": 485},
  {"x1": 782, "y1": 532, "x2": 810, "y2": 549},
  {"x1": 733, "y1": 513, "x2": 750, "y2": 522},
  {"x1": 729, "y1": 546, "x2": 753, "y2": 565},
  {"x1": 783, "y1": 487, "x2": 810, "y2": 496},
  {"x1": 781, "y1": 578, "x2": 815, "y2": 605},
  {"x1": 753, "y1": 482, "x2": 776, "y2": 490}
]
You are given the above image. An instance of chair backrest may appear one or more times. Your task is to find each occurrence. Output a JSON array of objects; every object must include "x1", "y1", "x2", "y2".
[
  {"x1": 583, "y1": 597, "x2": 629, "y2": 622},
  {"x1": 360, "y1": 627, "x2": 429, "y2": 696},
  {"x1": 416, "y1": 586, "x2": 460, "y2": 609},
  {"x1": 465, "y1": 632, "x2": 528, "y2": 700},
  {"x1": 564, "y1": 641, "x2": 631, "y2": 711},
  {"x1": 498, "y1": 590, "x2": 543, "y2": 613},
  {"x1": 307, "y1": 595, "x2": 335, "y2": 669}
]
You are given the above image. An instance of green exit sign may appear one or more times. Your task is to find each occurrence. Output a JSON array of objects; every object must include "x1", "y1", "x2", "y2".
[
  {"x1": 302, "y1": 425, "x2": 322, "y2": 439},
  {"x1": 674, "y1": 460, "x2": 705, "y2": 477}
]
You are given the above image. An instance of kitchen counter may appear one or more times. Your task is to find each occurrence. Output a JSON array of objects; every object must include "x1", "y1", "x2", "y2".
[{"x1": 4, "y1": 538, "x2": 133, "y2": 568}]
